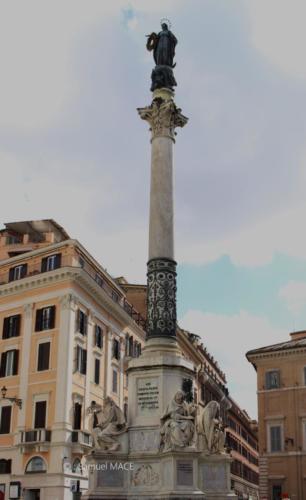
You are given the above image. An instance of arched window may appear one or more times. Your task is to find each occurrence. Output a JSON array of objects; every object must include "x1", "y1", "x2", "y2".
[
  {"x1": 72, "y1": 458, "x2": 82, "y2": 474},
  {"x1": 25, "y1": 456, "x2": 47, "y2": 473}
]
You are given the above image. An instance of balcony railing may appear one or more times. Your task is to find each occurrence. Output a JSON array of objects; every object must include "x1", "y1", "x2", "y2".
[
  {"x1": 0, "y1": 256, "x2": 146, "y2": 331},
  {"x1": 21, "y1": 429, "x2": 52, "y2": 443}
]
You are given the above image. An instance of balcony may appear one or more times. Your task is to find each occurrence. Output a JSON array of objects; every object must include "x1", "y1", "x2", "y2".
[
  {"x1": 71, "y1": 430, "x2": 92, "y2": 453},
  {"x1": 19, "y1": 429, "x2": 52, "y2": 452},
  {"x1": 0, "y1": 255, "x2": 146, "y2": 331}
]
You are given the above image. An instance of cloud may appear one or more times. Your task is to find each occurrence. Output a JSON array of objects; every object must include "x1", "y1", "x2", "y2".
[
  {"x1": 178, "y1": 200, "x2": 306, "y2": 268},
  {"x1": 179, "y1": 309, "x2": 287, "y2": 418},
  {"x1": 279, "y1": 281, "x2": 306, "y2": 316},
  {"x1": 248, "y1": 0, "x2": 306, "y2": 80}
]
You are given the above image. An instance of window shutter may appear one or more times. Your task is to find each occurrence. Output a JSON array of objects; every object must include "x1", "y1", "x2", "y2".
[
  {"x1": 82, "y1": 349, "x2": 87, "y2": 375},
  {"x1": 73, "y1": 403, "x2": 82, "y2": 430},
  {"x1": 76, "y1": 310, "x2": 80, "y2": 333},
  {"x1": 94, "y1": 358, "x2": 100, "y2": 384},
  {"x1": 21, "y1": 264, "x2": 27, "y2": 278},
  {"x1": 0, "y1": 352, "x2": 7, "y2": 377},
  {"x1": 14, "y1": 315, "x2": 21, "y2": 337},
  {"x1": 2, "y1": 318, "x2": 9, "y2": 339},
  {"x1": 38, "y1": 343, "x2": 50, "y2": 371},
  {"x1": 75, "y1": 345, "x2": 80, "y2": 372},
  {"x1": 0, "y1": 406, "x2": 12, "y2": 434},
  {"x1": 50, "y1": 306, "x2": 56, "y2": 329},
  {"x1": 8, "y1": 268, "x2": 15, "y2": 282},
  {"x1": 84, "y1": 314, "x2": 88, "y2": 336},
  {"x1": 35, "y1": 309, "x2": 42, "y2": 332},
  {"x1": 13, "y1": 349, "x2": 19, "y2": 375},
  {"x1": 41, "y1": 257, "x2": 48, "y2": 272},
  {"x1": 34, "y1": 401, "x2": 47, "y2": 429},
  {"x1": 55, "y1": 253, "x2": 61, "y2": 269}
]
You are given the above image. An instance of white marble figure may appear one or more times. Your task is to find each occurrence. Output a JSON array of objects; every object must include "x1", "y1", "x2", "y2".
[
  {"x1": 160, "y1": 390, "x2": 196, "y2": 451},
  {"x1": 197, "y1": 400, "x2": 226, "y2": 454},
  {"x1": 88, "y1": 397, "x2": 126, "y2": 451}
]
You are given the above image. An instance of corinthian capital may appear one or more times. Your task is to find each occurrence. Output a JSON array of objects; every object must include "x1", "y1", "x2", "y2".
[{"x1": 137, "y1": 97, "x2": 188, "y2": 141}]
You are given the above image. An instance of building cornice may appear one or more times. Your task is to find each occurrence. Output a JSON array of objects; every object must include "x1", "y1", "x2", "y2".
[
  {"x1": 0, "y1": 266, "x2": 145, "y2": 338},
  {"x1": 247, "y1": 347, "x2": 306, "y2": 364}
]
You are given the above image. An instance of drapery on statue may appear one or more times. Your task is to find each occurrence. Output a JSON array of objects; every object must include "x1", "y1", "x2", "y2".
[
  {"x1": 88, "y1": 398, "x2": 126, "y2": 452},
  {"x1": 160, "y1": 391, "x2": 196, "y2": 451},
  {"x1": 197, "y1": 400, "x2": 226, "y2": 454},
  {"x1": 146, "y1": 21, "x2": 178, "y2": 92}
]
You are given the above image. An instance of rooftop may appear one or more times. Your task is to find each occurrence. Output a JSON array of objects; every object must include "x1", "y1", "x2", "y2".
[{"x1": 246, "y1": 330, "x2": 306, "y2": 358}]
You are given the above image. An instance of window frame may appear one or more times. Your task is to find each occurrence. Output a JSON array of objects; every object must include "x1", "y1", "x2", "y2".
[
  {"x1": 112, "y1": 369, "x2": 118, "y2": 394},
  {"x1": 0, "y1": 405, "x2": 12, "y2": 434},
  {"x1": 267, "y1": 421, "x2": 284, "y2": 453},
  {"x1": 2, "y1": 314, "x2": 21, "y2": 339},
  {"x1": 37, "y1": 341, "x2": 51, "y2": 372},
  {"x1": 9, "y1": 263, "x2": 27, "y2": 282},
  {"x1": 265, "y1": 370, "x2": 280, "y2": 390}
]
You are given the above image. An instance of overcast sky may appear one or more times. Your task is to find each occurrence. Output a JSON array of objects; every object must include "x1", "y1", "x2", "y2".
[{"x1": 1, "y1": 0, "x2": 306, "y2": 418}]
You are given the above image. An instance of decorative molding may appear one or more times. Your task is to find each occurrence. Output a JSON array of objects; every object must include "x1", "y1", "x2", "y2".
[
  {"x1": 138, "y1": 98, "x2": 188, "y2": 141},
  {"x1": 23, "y1": 303, "x2": 34, "y2": 315},
  {"x1": 147, "y1": 258, "x2": 177, "y2": 339}
]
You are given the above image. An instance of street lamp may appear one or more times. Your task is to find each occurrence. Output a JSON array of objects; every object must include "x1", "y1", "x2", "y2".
[{"x1": 1, "y1": 386, "x2": 22, "y2": 409}]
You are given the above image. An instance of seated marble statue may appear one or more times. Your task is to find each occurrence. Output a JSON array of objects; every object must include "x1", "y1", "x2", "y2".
[
  {"x1": 197, "y1": 400, "x2": 226, "y2": 454},
  {"x1": 89, "y1": 397, "x2": 126, "y2": 451},
  {"x1": 160, "y1": 390, "x2": 196, "y2": 451}
]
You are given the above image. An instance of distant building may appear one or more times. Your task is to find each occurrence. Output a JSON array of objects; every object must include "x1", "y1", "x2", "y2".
[
  {"x1": 121, "y1": 279, "x2": 259, "y2": 499},
  {"x1": 227, "y1": 398, "x2": 259, "y2": 499},
  {"x1": 0, "y1": 220, "x2": 145, "y2": 499},
  {"x1": 247, "y1": 330, "x2": 306, "y2": 499}
]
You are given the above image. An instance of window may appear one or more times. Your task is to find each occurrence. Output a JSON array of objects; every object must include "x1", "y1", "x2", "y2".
[
  {"x1": 6, "y1": 234, "x2": 22, "y2": 245},
  {"x1": 76, "y1": 310, "x2": 87, "y2": 336},
  {"x1": 94, "y1": 325, "x2": 103, "y2": 349},
  {"x1": 0, "y1": 350, "x2": 19, "y2": 377},
  {"x1": 112, "y1": 369, "x2": 118, "y2": 393},
  {"x1": 34, "y1": 401, "x2": 47, "y2": 429},
  {"x1": 0, "y1": 460, "x2": 11, "y2": 474},
  {"x1": 25, "y1": 456, "x2": 47, "y2": 473},
  {"x1": 270, "y1": 425, "x2": 282, "y2": 452},
  {"x1": 79, "y1": 257, "x2": 85, "y2": 268},
  {"x1": 2, "y1": 314, "x2": 21, "y2": 339},
  {"x1": 72, "y1": 458, "x2": 82, "y2": 474},
  {"x1": 112, "y1": 291, "x2": 119, "y2": 302},
  {"x1": 35, "y1": 306, "x2": 55, "y2": 331},
  {"x1": 128, "y1": 336, "x2": 134, "y2": 357},
  {"x1": 73, "y1": 402, "x2": 82, "y2": 430},
  {"x1": 272, "y1": 485, "x2": 282, "y2": 500},
  {"x1": 0, "y1": 406, "x2": 12, "y2": 434},
  {"x1": 75, "y1": 346, "x2": 87, "y2": 375},
  {"x1": 266, "y1": 370, "x2": 280, "y2": 389},
  {"x1": 37, "y1": 342, "x2": 50, "y2": 371},
  {"x1": 41, "y1": 253, "x2": 61, "y2": 272},
  {"x1": 94, "y1": 358, "x2": 100, "y2": 385},
  {"x1": 9, "y1": 264, "x2": 27, "y2": 281},
  {"x1": 112, "y1": 339, "x2": 120, "y2": 360},
  {"x1": 95, "y1": 274, "x2": 103, "y2": 287}
]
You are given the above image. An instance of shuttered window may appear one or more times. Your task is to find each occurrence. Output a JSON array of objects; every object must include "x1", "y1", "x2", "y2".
[
  {"x1": 34, "y1": 401, "x2": 47, "y2": 429},
  {"x1": 112, "y1": 369, "x2": 118, "y2": 393},
  {"x1": 94, "y1": 325, "x2": 103, "y2": 349},
  {"x1": 8, "y1": 264, "x2": 27, "y2": 281},
  {"x1": 0, "y1": 350, "x2": 19, "y2": 377},
  {"x1": 2, "y1": 315, "x2": 21, "y2": 339},
  {"x1": 35, "y1": 306, "x2": 55, "y2": 331},
  {"x1": 37, "y1": 342, "x2": 50, "y2": 371},
  {"x1": 0, "y1": 406, "x2": 12, "y2": 434},
  {"x1": 75, "y1": 346, "x2": 87, "y2": 375},
  {"x1": 266, "y1": 370, "x2": 280, "y2": 389},
  {"x1": 270, "y1": 425, "x2": 282, "y2": 452},
  {"x1": 94, "y1": 358, "x2": 100, "y2": 385},
  {"x1": 76, "y1": 310, "x2": 88, "y2": 336},
  {"x1": 112, "y1": 339, "x2": 120, "y2": 360},
  {"x1": 41, "y1": 253, "x2": 61, "y2": 272},
  {"x1": 73, "y1": 403, "x2": 82, "y2": 430}
]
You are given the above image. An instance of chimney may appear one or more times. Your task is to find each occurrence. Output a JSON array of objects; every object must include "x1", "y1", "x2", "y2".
[{"x1": 290, "y1": 330, "x2": 306, "y2": 341}]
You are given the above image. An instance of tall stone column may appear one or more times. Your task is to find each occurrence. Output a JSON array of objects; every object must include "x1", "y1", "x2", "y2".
[{"x1": 138, "y1": 88, "x2": 188, "y2": 344}]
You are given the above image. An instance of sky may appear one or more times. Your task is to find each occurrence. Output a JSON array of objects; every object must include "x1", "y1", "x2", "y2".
[{"x1": 1, "y1": 0, "x2": 306, "y2": 418}]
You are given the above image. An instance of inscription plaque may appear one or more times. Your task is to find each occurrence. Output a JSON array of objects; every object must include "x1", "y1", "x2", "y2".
[
  {"x1": 137, "y1": 377, "x2": 159, "y2": 415},
  {"x1": 97, "y1": 465, "x2": 124, "y2": 488},
  {"x1": 177, "y1": 460, "x2": 193, "y2": 487},
  {"x1": 202, "y1": 463, "x2": 226, "y2": 490}
]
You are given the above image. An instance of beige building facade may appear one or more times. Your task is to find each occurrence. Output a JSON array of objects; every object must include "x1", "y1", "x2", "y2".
[
  {"x1": 0, "y1": 220, "x2": 145, "y2": 500},
  {"x1": 247, "y1": 330, "x2": 306, "y2": 500}
]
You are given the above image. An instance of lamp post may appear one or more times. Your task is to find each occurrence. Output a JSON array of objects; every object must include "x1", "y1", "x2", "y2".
[{"x1": 1, "y1": 385, "x2": 22, "y2": 409}]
